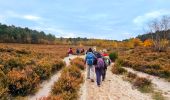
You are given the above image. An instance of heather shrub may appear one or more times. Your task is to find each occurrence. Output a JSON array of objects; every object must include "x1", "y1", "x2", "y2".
[
  {"x1": 0, "y1": 43, "x2": 83, "y2": 98},
  {"x1": 0, "y1": 87, "x2": 11, "y2": 100},
  {"x1": 35, "y1": 62, "x2": 52, "y2": 80},
  {"x1": 71, "y1": 57, "x2": 85, "y2": 70},
  {"x1": 16, "y1": 49, "x2": 31, "y2": 55},
  {"x1": 127, "y1": 72, "x2": 137, "y2": 79},
  {"x1": 133, "y1": 77, "x2": 151, "y2": 87},
  {"x1": 112, "y1": 63, "x2": 127, "y2": 75},
  {"x1": 40, "y1": 95, "x2": 64, "y2": 100},
  {"x1": 159, "y1": 70, "x2": 170, "y2": 78},
  {"x1": 3, "y1": 58, "x2": 24, "y2": 73},
  {"x1": 118, "y1": 47, "x2": 170, "y2": 80},
  {"x1": 52, "y1": 66, "x2": 83, "y2": 100},
  {"x1": 7, "y1": 69, "x2": 40, "y2": 96},
  {"x1": 133, "y1": 77, "x2": 152, "y2": 93},
  {"x1": 51, "y1": 60, "x2": 65, "y2": 72}
]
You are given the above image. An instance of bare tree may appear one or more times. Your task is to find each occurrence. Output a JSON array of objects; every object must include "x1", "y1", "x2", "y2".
[{"x1": 148, "y1": 16, "x2": 170, "y2": 51}]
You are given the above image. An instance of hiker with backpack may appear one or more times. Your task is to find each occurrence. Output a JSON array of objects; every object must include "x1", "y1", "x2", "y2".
[
  {"x1": 85, "y1": 48, "x2": 96, "y2": 82},
  {"x1": 76, "y1": 48, "x2": 80, "y2": 55},
  {"x1": 101, "y1": 51, "x2": 111, "y2": 81},
  {"x1": 102, "y1": 55, "x2": 111, "y2": 81},
  {"x1": 94, "y1": 53, "x2": 105, "y2": 87},
  {"x1": 68, "y1": 48, "x2": 73, "y2": 56}
]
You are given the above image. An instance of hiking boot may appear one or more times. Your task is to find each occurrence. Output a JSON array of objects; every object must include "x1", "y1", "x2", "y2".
[
  {"x1": 91, "y1": 79, "x2": 94, "y2": 82},
  {"x1": 97, "y1": 84, "x2": 100, "y2": 87},
  {"x1": 102, "y1": 79, "x2": 105, "y2": 81}
]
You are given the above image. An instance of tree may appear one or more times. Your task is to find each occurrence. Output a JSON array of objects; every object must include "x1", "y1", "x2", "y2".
[{"x1": 147, "y1": 16, "x2": 170, "y2": 51}]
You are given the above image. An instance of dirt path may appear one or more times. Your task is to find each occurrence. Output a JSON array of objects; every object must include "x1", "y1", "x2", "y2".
[
  {"x1": 79, "y1": 64, "x2": 152, "y2": 100},
  {"x1": 123, "y1": 67, "x2": 170, "y2": 99},
  {"x1": 28, "y1": 55, "x2": 77, "y2": 100}
]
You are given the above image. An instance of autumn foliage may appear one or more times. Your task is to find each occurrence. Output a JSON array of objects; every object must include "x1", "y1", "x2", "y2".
[
  {"x1": 0, "y1": 43, "x2": 68, "y2": 98},
  {"x1": 70, "y1": 57, "x2": 85, "y2": 70},
  {"x1": 50, "y1": 65, "x2": 84, "y2": 100},
  {"x1": 117, "y1": 47, "x2": 170, "y2": 80}
]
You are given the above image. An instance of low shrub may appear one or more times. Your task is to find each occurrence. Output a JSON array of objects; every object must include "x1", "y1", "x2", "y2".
[
  {"x1": 109, "y1": 52, "x2": 118, "y2": 62},
  {"x1": 51, "y1": 65, "x2": 83, "y2": 100},
  {"x1": 133, "y1": 77, "x2": 152, "y2": 93},
  {"x1": 51, "y1": 60, "x2": 65, "y2": 72},
  {"x1": 159, "y1": 70, "x2": 170, "y2": 78},
  {"x1": 133, "y1": 77, "x2": 151, "y2": 88},
  {"x1": 152, "y1": 92, "x2": 165, "y2": 100},
  {"x1": 7, "y1": 69, "x2": 40, "y2": 96},
  {"x1": 35, "y1": 62, "x2": 52, "y2": 80},
  {"x1": 0, "y1": 87, "x2": 11, "y2": 100},
  {"x1": 40, "y1": 95, "x2": 64, "y2": 100},
  {"x1": 16, "y1": 49, "x2": 31, "y2": 55},
  {"x1": 127, "y1": 72, "x2": 137, "y2": 79},
  {"x1": 118, "y1": 47, "x2": 170, "y2": 81},
  {"x1": 71, "y1": 57, "x2": 85, "y2": 70},
  {"x1": 3, "y1": 58, "x2": 24, "y2": 73},
  {"x1": 112, "y1": 63, "x2": 127, "y2": 75}
]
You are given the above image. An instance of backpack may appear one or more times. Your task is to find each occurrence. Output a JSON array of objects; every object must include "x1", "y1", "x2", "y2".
[
  {"x1": 93, "y1": 52, "x2": 102, "y2": 58},
  {"x1": 103, "y1": 57, "x2": 111, "y2": 67},
  {"x1": 96, "y1": 58, "x2": 104, "y2": 69},
  {"x1": 86, "y1": 52, "x2": 94, "y2": 66},
  {"x1": 93, "y1": 52, "x2": 101, "y2": 65}
]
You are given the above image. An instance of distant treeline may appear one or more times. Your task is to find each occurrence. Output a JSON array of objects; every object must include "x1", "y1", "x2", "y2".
[
  {"x1": 137, "y1": 30, "x2": 170, "y2": 41},
  {"x1": 0, "y1": 23, "x2": 56, "y2": 44},
  {"x1": 0, "y1": 23, "x2": 117, "y2": 45}
]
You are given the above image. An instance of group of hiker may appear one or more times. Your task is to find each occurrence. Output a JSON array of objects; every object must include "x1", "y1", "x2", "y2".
[
  {"x1": 67, "y1": 48, "x2": 85, "y2": 56},
  {"x1": 85, "y1": 48, "x2": 111, "y2": 87},
  {"x1": 68, "y1": 47, "x2": 111, "y2": 87}
]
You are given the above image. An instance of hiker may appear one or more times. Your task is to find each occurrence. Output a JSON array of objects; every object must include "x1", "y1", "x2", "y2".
[
  {"x1": 95, "y1": 53, "x2": 105, "y2": 87},
  {"x1": 80, "y1": 48, "x2": 85, "y2": 54},
  {"x1": 68, "y1": 48, "x2": 73, "y2": 56},
  {"x1": 76, "y1": 48, "x2": 80, "y2": 55},
  {"x1": 102, "y1": 54, "x2": 111, "y2": 81},
  {"x1": 85, "y1": 48, "x2": 96, "y2": 82}
]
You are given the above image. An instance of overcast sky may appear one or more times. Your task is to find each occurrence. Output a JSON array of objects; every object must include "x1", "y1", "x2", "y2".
[{"x1": 0, "y1": 0, "x2": 170, "y2": 40}]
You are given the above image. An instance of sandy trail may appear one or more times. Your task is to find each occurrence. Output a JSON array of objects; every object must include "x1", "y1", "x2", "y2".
[
  {"x1": 28, "y1": 55, "x2": 77, "y2": 100},
  {"x1": 79, "y1": 64, "x2": 151, "y2": 100},
  {"x1": 124, "y1": 67, "x2": 170, "y2": 99}
]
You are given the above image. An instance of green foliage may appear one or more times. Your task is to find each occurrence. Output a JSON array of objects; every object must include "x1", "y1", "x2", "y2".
[
  {"x1": 0, "y1": 23, "x2": 56, "y2": 44},
  {"x1": 109, "y1": 52, "x2": 118, "y2": 62},
  {"x1": 137, "y1": 30, "x2": 170, "y2": 41}
]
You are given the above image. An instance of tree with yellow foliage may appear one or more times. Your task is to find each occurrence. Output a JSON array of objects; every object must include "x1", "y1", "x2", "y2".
[{"x1": 143, "y1": 39, "x2": 153, "y2": 47}]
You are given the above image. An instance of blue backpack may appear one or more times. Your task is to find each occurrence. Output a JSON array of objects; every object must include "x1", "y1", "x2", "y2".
[{"x1": 86, "y1": 52, "x2": 94, "y2": 66}]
